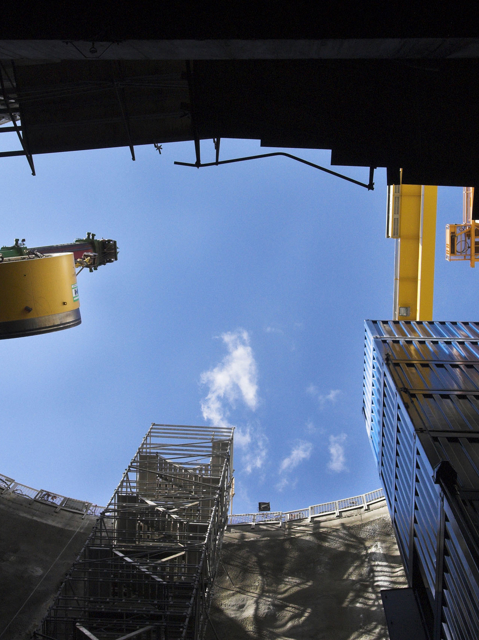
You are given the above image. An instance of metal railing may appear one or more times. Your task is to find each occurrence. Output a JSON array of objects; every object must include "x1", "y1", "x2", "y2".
[
  {"x1": 228, "y1": 488, "x2": 385, "y2": 526},
  {"x1": 0, "y1": 472, "x2": 104, "y2": 516},
  {"x1": 1, "y1": 470, "x2": 385, "y2": 526}
]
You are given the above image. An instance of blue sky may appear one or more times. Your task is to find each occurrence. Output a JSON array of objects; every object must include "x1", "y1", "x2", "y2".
[{"x1": 0, "y1": 136, "x2": 474, "y2": 514}]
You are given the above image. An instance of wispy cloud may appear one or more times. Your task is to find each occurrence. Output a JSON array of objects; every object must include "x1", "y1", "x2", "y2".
[
  {"x1": 265, "y1": 326, "x2": 284, "y2": 334},
  {"x1": 276, "y1": 441, "x2": 311, "y2": 492},
  {"x1": 328, "y1": 434, "x2": 347, "y2": 472},
  {"x1": 304, "y1": 419, "x2": 326, "y2": 435},
  {"x1": 275, "y1": 477, "x2": 289, "y2": 492},
  {"x1": 240, "y1": 426, "x2": 268, "y2": 474},
  {"x1": 200, "y1": 329, "x2": 267, "y2": 474},
  {"x1": 201, "y1": 329, "x2": 258, "y2": 428},
  {"x1": 307, "y1": 385, "x2": 342, "y2": 409},
  {"x1": 279, "y1": 441, "x2": 313, "y2": 473},
  {"x1": 305, "y1": 419, "x2": 316, "y2": 434}
]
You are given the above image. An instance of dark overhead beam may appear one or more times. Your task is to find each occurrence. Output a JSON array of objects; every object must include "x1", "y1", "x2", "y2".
[
  {"x1": 1, "y1": 39, "x2": 479, "y2": 61},
  {"x1": 1, "y1": 3, "x2": 479, "y2": 40}
]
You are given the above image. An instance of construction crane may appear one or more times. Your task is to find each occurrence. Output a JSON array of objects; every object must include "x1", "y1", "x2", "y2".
[
  {"x1": 445, "y1": 187, "x2": 479, "y2": 267},
  {"x1": 0, "y1": 233, "x2": 118, "y2": 340},
  {"x1": 386, "y1": 173, "x2": 438, "y2": 321},
  {"x1": 386, "y1": 175, "x2": 479, "y2": 321}
]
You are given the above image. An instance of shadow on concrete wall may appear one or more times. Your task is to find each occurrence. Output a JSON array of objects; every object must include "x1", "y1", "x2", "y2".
[
  {"x1": 207, "y1": 508, "x2": 406, "y2": 640},
  {"x1": 0, "y1": 493, "x2": 97, "y2": 640}
]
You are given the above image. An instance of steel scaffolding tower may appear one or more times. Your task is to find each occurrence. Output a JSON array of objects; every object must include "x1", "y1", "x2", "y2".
[{"x1": 35, "y1": 423, "x2": 234, "y2": 640}]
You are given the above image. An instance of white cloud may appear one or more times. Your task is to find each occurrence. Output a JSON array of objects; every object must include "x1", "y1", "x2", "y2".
[
  {"x1": 275, "y1": 477, "x2": 289, "y2": 492},
  {"x1": 307, "y1": 386, "x2": 342, "y2": 409},
  {"x1": 304, "y1": 419, "x2": 326, "y2": 435},
  {"x1": 200, "y1": 329, "x2": 258, "y2": 429},
  {"x1": 234, "y1": 427, "x2": 252, "y2": 448},
  {"x1": 242, "y1": 430, "x2": 268, "y2": 474},
  {"x1": 322, "y1": 389, "x2": 341, "y2": 404},
  {"x1": 265, "y1": 326, "x2": 284, "y2": 334},
  {"x1": 305, "y1": 419, "x2": 316, "y2": 434},
  {"x1": 200, "y1": 329, "x2": 267, "y2": 474},
  {"x1": 328, "y1": 434, "x2": 347, "y2": 472},
  {"x1": 279, "y1": 441, "x2": 313, "y2": 473}
]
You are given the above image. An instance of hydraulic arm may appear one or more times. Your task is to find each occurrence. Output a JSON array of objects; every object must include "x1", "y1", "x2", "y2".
[{"x1": 0, "y1": 232, "x2": 118, "y2": 271}]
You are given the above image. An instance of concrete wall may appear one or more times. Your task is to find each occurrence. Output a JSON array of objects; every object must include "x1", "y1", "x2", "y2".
[
  {"x1": 0, "y1": 492, "x2": 97, "y2": 640},
  {"x1": 0, "y1": 489, "x2": 406, "y2": 640},
  {"x1": 207, "y1": 503, "x2": 407, "y2": 640}
]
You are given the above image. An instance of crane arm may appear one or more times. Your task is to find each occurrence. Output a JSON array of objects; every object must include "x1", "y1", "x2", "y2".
[{"x1": 0, "y1": 233, "x2": 118, "y2": 271}]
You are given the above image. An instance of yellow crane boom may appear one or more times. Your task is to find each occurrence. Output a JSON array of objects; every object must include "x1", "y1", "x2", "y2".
[{"x1": 386, "y1": 179, "x2": 438, "y2": 321}]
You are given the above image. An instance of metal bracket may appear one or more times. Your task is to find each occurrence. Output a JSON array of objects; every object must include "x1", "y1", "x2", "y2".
[
  {"x1": 111, "y1": 62, "x2": 135, "y2": 161},
  {"x1": 175, "y1": 139, "x2": 375, "y2": 190}
]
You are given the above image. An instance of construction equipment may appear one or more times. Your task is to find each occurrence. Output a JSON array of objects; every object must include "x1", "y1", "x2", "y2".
[
  {"x1": 386, "y1": 173, "x2": 438, "y2": 321},
  {"x1": 0, "y1": 232, "x2": 117, "y2": 271},
  {"x1": 446, "y1": 187, "x2": 479, "y2": 267},
  {"x1": 0, "y1": 233, "x2": 118, "y2": 339}
]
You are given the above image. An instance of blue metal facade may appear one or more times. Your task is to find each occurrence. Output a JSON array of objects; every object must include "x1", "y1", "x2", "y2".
[{"x1": 363, "y1": 320, "x2": 479, "y2": 640}]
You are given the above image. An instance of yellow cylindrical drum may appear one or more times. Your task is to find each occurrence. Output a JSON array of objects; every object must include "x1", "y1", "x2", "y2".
[{"x1": 0, "y1": 252, "x2": 81, "y2": 339}]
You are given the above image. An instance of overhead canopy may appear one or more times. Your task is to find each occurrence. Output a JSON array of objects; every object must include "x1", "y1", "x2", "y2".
[{"x1": 2, "y1": 4, "x2": 479, "y2": 186}]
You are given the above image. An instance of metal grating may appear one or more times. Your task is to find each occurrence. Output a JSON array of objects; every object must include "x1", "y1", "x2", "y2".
[{"x1": 34, "y1": 424, "x2": 234, "y2": 640}]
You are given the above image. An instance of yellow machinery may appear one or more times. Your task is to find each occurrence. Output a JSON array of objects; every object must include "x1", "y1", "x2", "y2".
[
  {"x1": 0, "y1": 234, "x2": 117, "y2": 339},
  {"x1": 386, "y1": 174, "x2": 438, "y2": 321},
  {"x1": 446, "y1": 187, "x2": 478, "y2": 267},
  {"x1": 0, "y1": 253, "x2": 80, "y2": 339}
]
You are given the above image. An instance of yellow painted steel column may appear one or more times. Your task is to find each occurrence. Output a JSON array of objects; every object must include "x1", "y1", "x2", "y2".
[
  {"x1": 392, "y1": 185, "x2": 437, "y2": 321},
  {"x1": 471, "y1": 220, "x2": 476, "y2": 268},
  {"x1": 417, "y1": 186, "x2": 437, "y2": 319}
]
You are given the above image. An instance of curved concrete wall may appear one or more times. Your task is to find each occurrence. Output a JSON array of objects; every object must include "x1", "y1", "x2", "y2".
[
  {"x1": 0, "y1": 491, "x2": 98, "y2": 640},
  {"x1": 207, "y1": 502, "x2": 407, "y2": 640},
  {"x1": 0, "y1": 482, "x2": 404, "y2": 640}
]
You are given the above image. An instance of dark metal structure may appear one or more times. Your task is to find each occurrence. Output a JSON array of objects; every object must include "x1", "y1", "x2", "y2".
[
  {"x1": 363, "y1": 320, "x2": 479, "y2": 639},
  {"x1": 35, "y1": 423, "x2": 234, "y2": 640},
  {"x1": 2, "y1": 5, "x2": 479, "y2": 186}
]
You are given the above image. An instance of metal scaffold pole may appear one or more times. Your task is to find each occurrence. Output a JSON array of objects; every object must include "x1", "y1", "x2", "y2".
[{"x1": 34, "y1": 424, "x2": 234, "y2": 640}]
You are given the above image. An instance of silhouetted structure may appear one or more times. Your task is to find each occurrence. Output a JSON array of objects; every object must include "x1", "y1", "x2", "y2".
[{"x1": 1, "y1": 5, "x2": 479, "y2": 186}]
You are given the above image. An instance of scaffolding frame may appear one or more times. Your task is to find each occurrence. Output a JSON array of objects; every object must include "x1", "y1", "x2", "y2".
[{"x1": 34, "y1": 424, "x2": 234, "y2": 640}]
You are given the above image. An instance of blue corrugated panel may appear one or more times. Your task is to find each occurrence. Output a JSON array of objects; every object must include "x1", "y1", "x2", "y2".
[
  {"x1": 389, "y1": 361, "x2": 479, "y2": 393},
  {"x1": 381, "y1": 375, "x2": 397, "y2": 509},
  {"x1": 411, "y1": 394, "x2": 479, "y2": 433},
  {"x1": 362, "y1": 331, "x2": 374, "y2": 425},
  {"x1": 383, "y1": 339, "x2": 479, "y2": 364},
  {"x1": 393, "y1": 406, "x2": 415, "y2": 572},
  {"x1": 366, "y1": 320, "x2": 479, "y2": 341},
  {"x1": 442, "y1": 504, "x2": 479, "y2": 640},
  {"x1": 414, "y1": 447, "x2": 440, "y2": 599},
  {"x1": 384, "y1": 339, "x2": 476, "y2": 364},
  {"x1": 363, "y1": 327, "x2": 383, "y2": 462},
  {"x1": 433, "y1": 436, "x2": 479, "y2": 491},
  {"x1": 363, "y1": 320, "x2": 479, "y2": 640}
]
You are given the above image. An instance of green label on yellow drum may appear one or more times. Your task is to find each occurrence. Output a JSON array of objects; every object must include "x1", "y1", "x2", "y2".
[{"x1": 72, "y1": 284, "x2": 79, "y2": 302}]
